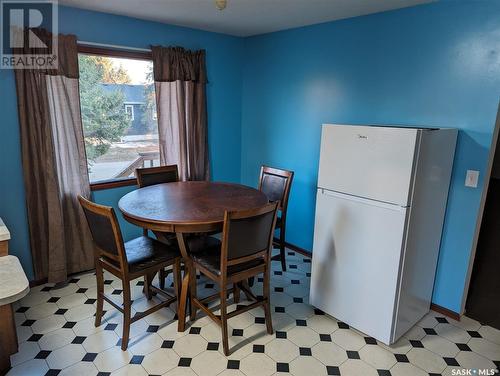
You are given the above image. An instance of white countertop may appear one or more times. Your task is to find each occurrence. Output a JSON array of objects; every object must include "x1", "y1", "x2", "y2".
[
  {"x1": 0, "y1": 217, "x2": 11, "y2": 242},
  {"x1": 0, "y1": 255, "x2": 29, "y2": 306}
]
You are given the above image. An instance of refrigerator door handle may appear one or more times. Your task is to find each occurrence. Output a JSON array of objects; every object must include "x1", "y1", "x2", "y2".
[{"x1": 319, "y1": 189, "x2": 409, "y2": 212}]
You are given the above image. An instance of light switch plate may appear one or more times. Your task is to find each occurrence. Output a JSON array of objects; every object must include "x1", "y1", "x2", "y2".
[{"x1": 465, "y1": 170, "x2": 479, "y2": 188}]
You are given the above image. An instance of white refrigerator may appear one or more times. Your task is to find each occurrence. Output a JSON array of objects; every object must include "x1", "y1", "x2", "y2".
[{"x1": 310, "y1": 124, "x2": 457, "y2": 345}]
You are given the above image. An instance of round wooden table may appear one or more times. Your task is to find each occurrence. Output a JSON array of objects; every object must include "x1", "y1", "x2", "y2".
[
  {"x1": 118, "y1": 181, "x2": 268, "y2": 331},
  {"x1": 119, "y1": 181, "x2": 268, "y2": 233}
]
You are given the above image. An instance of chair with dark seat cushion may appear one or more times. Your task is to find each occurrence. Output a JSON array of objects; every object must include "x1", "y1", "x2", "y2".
[
  {"x1": 78, "y1": 195, "x2": 181, "y2": 351},
  {"x1": 135, "y1": 164, "x2": 179, "y2": 240},
  {"x1": 192, "y1": 249, "x2": 265, "y2": 276},
  {"x1": 135, "y1": 165, "x2": 181, "y2": 289},
  {"x1": 122, "y1": 236, "x2": 180, "y2": 273},
  {"x1": 258, "y1": 166, "x2": 294, "y2": 271},
  {"x1": 136, "y1": 164, "x2": 179, "y2": 188},
  {"x1": 185, "y1": 234, "x2": 221, "y2": 254},
  {"x1": 186, "y1": 202, "x2": 278, "y2": 355}
]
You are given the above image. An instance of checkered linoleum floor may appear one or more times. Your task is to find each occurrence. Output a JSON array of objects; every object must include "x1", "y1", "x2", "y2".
[{"x1": 7, "y1": 249, "x2": 500, "y2": 376}]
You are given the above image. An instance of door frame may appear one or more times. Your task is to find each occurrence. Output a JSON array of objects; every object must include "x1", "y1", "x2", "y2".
[{"x1": 460, "y1": 100, "x2": 500, "y2": 314}]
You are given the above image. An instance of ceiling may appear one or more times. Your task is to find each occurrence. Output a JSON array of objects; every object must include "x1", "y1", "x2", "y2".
[{"x1": 59, "y1": 0, "x2": 433, "y2": 37}]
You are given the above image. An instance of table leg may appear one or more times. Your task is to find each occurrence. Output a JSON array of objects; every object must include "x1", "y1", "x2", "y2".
[
  {"x1": 153, "y1": 231, "x2": 174, "y2": 245},
  {"x1": 176, "y1": 233, "x2": 192, "y2": 332},
  {"x1": 177, "y1": 268, "x2": 190, "y2": 332},
  {"x1": 239, "y1": 280, "x2": 258, "y2": 301}
]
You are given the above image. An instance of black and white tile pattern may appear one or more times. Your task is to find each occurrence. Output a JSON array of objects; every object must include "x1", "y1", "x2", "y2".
[{"x1": 7, "y1": 249, "x2": 500, "y2": 376}]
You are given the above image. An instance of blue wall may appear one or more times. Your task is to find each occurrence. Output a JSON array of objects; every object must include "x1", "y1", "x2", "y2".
[
  {"x1": 241, "y1": 1, "x2": 500, "y2": 313},
  {"x1": 0, "y1": 5, "x2": 244, "y2": 280}
]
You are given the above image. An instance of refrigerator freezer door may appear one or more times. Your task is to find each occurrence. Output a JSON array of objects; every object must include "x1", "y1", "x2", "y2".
[
  {"x1": 318, "y1": 124, "x2": 419, "y2": 206},
  {"x1": 310, "y1": 189, "x2": 408, "y2": 344}
]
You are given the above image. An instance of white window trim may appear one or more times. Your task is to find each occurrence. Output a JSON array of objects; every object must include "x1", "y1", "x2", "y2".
[{"x1": 125, "y1": 104, "x2": 135, "y2": 121}]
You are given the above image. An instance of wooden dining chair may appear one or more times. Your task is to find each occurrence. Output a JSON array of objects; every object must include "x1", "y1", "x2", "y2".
[
  {"x1": 78, "y1": 195, "x2": 181, "y2": 350},
  {"x1": 258, "y1": 166, "x2": 294, "y2": 271},
  {"x1": 184, "y1": 202, "x2": 278, "y2": 356},
  {"x1": 136, "y1": 164, "x2": 179, "y2": 289},
  {"x1": 136, "y1": 164, "x2": 179, "y2": 189}
]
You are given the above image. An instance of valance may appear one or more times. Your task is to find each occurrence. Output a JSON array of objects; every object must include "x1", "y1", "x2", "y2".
[{"x1": 151, "y1": 46, "x2": 207, "y2": 83}]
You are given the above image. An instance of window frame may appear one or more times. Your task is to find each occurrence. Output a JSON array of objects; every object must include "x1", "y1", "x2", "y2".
[
  {"x1": 77, "y1": 44, "x2": 156, "y2": 191},
  {"x1": 124, "y1": 104, "x2": 135, "y2": 121}
]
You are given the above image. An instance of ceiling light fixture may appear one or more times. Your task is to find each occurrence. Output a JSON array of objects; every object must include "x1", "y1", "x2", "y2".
[{"x1": 215, "y1": 0, "x2": 227, "y2": 11}]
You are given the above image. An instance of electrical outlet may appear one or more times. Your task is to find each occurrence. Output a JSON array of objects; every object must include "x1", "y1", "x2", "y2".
[{"x1": 465, "y1": 170, "x2": 479, "y2": 188}]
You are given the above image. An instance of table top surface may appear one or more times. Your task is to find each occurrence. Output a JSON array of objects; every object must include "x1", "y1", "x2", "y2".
[
  {"x1": 118, "y1": 181, "x2": 268, "y2": 226},
  {"x1": 0, "y1": 255, "x2": 29, "y2": 306}
]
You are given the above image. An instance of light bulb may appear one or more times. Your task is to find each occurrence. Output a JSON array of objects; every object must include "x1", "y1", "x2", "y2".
[{"x1": 215, "y1": 0, "x2": 227, "y2": 11}]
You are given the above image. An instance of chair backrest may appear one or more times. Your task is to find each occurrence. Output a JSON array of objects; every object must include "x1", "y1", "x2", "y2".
[
  {"x1": 220, "y1": 202, "x2": 278, "y2": 275},
  {"x1": 78, "y1": 195, "x2": 126, "y2": 268},
  {"x1": 136, "y1": 165, "x2": 179, "y2": 188},
  {"x1": 258, "y1": 166, "x2": 294, "y2": 212}
]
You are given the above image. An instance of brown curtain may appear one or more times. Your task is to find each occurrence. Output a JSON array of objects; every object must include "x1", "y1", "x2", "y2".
[
  {"x1": 14, "y1": 30, "x2": 94, "y2": 283},
  {"x1": 151, "y1": 46, "x2": 209, "y2": 181}
]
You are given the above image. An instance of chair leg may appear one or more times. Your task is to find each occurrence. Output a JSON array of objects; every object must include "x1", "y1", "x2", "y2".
[
  {"x1": 144, "y1": 272, "x2": 153, "y2": 300},
  {"x1": 121, "y1": 280, "x2": 132, "y2": 351},
  {"x1": 159, "y1": 268, "x2": 166, "y2": 290},
  {"x1": 94, "y1": 263, "x2": 104, "y2": 327},
  {"x1": 263, "y1": 267, "x2": 274, "y2": 335},
  {"x1": 233, "y1": 283, "x2": 240, "y2": 303},
  {"x1": 248, "y1": 276, "x2": 255, "y2": 287},
  {"x1": 279, "y1": 246, "x2": 287, "y2": 272},
  {"x1": 189, "y1": 265, "x2": 198, "y2": 321},
  {"x1": 220, "y1": 287, "x2": 230, "y2": 356},
  {"x1": 279, "y1": 230, "x2": 287, "y2": 271},
  {"x1": 173, "y1": 260, "x2": 181, "y2": 301}
]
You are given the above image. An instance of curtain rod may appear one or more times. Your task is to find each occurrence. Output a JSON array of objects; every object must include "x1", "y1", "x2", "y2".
[{"x1": 77, "y1": 40, "x2": 151, "y2": 53}]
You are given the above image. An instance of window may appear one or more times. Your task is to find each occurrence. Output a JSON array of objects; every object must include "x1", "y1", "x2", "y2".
[
  {"x1": 124, "y1": 104, "x2": 135, "y2": 121},
  {"x1": 77, "y1": 46, "x2": 159, "y2": 186}
]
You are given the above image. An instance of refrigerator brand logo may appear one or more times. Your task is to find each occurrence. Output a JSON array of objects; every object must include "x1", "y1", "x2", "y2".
[{"x1": 357, "y1": 134, "x2": 368, "y2": 139}]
